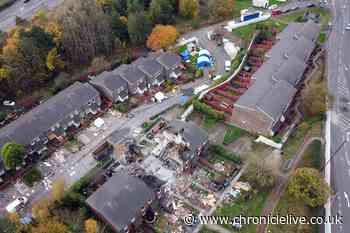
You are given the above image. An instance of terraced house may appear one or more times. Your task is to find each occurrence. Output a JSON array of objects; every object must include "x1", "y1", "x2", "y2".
[
  {"x1": 0, "y1": 82, "x2": 101, "y2": 177},
  {"x1": 89, "y1": 52, "x2": 182, "y2": 103},
  {"x1": 231, "y1": 21, "x2": 320, "y2": 135},
  {"x1": 90, "y1": 71, "x2": 129, "y2": 103}
]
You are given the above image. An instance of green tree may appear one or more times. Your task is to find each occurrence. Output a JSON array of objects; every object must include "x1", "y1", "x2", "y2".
[
  {"x1": 288, "y1": 168, "x2": 331, "y2": 207},
  {"x1": 111, "y1": 10, "x2": 129, "y2": 41},
  {"x1": 1, "y1": 142, "x2": 25, "y2": 170},
  {"x1": 57, "y1": 0, "x2": 114, "y2": 65},
  {"x1": 179, "y1": 0, "x2": 199, "y2": 19},
  {"x1": 127, "y1": 11, "x2": 152, "y2": 44},
  {"x1": 149, "y1": 0, "x2": 175, "y2": 24},
  {"x1": 0, "y1": 217, "x2": 17, "y2": 233},
  {"x1": 243, "y1": 153, "x2": 277, "y2": 191}
]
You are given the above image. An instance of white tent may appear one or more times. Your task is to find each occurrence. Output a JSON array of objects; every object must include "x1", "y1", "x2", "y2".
[
  {"x1": 94, "y1": 117, "x2": 105, "y2": 128},
  {"x1": 224, "y1": 42, "x2": 239, "y2": 59}
]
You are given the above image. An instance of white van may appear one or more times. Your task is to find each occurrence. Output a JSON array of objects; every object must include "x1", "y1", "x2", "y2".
[{"x1": 5, "y1": 197, "x2": 28, "y2": 213}]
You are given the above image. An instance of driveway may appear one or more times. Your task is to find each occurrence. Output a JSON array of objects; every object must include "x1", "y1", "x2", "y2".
[{"x1": 179, "y1": 23, "x2": 233, "y2": 76}]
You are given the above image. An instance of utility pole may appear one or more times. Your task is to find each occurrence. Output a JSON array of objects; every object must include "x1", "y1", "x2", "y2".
[{"x1": 321, "y1": 139, "x2": 347, "y2": 172}]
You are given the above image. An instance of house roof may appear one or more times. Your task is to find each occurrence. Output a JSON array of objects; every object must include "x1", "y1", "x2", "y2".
[
  {"x1": 257, "y1": 80, "x2": 297, "y2": 121},
  {"x1": 267, "y1": 21, "x2": 318, "y2": 61},
  {"x1": 156, "y1": 52, "x2": 181, "y2": 70},
  {"x1": 90, "y1": 71, "x2": 128, "y2": 91},
  {"x1": 235, "y1": 21, "x2": 319, "y2": 124},
  {"x1": 86, "y1": 174, "x2": 155, "y2": 232},
  {"x1": 115, "y1": 64, "x2": 147, "y2": 85},
  {"x1": 0, "y1": 82, "x2": 99, "y2": 150},
  {"x1": 136, "y1": 57, "x2": 163, "y2": 78},
  {"x1": 168, "y1": 120, "x2": 208, "y2": 151},
  {"x1": 276, "y1": 21, "x2": 320, "y2": 42},
  {"x1": 272, "y1": 55, "x2": 307, "y2": 86}
]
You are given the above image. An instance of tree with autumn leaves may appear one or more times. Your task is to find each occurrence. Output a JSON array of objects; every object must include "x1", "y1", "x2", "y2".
[
  {"x1": 147, "y1": 25, "x2": 179, "y2": 50},
  {"x1": 209, "y1": 0, "x2": 235, "y2": 20}
]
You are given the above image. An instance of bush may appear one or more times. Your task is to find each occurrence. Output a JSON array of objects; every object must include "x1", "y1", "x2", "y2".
[
  {"x1": 193, "y1": 99, "x2": 225, "y2": 121},
  {"x1": 23, "y1": 167, "x2": 42, "y2": 187},
  {"x1": 210, "y1": 144, "x2": 241, "y2": 164},
  {"x1": 195, "y1": 69, "x2": 204, "y2": 78},
  {"x1": 0, "y1": 111, "x2": 6, "y2": 122},
  {"x1": 113, "y1": 102, "x2": 129, "y2": 113}
]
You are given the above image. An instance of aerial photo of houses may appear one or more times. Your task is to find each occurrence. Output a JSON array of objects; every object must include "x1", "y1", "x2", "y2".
[{"x1": 0, "y1": 0, "x2": 344, "y2": 233}]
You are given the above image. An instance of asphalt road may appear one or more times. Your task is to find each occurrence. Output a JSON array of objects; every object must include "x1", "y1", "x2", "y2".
[
  {"x1": 327, "y1": 0, "x2": 350, "y2": 232},
  {"x1": 0, "y1": 0, "x2": 64, "y2": 31},
  {"x1": 0, "y1": 76, "x2": 211, "y2": 216}
]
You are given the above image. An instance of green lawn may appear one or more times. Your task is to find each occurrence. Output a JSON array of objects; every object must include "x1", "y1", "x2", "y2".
[
  {"x1": 299, "y1": 140, "x2": 322, "y2": 170},
  {"x1": 318, "y1": 32, "x2": 327, "y2": 44},
  {"x1": 215, "y1": 191, "x2": 269, "y2": 233},
  {"x1": 234, "y1": 0, "x2": 253, "y2": 17},
  {"x1": 199, "y1": 228, "x2": 219, "y2": 233},
  {"x1": 202, "y1": 115, "x2": 219, "y2": 130},
  {"x1": 223, "y1": 125, "x2": 245, "y2": 145},
  {"x1": 233, "y1": 7, "x2": 330, "y2": 43},
  {"x1": 282, "y1": 123, "x2": 310, "y2": 161}
]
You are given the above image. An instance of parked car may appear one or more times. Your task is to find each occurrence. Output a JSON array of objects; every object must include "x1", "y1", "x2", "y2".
[
  {"x1": 345, "y1": 24, "x2": 350, "y2": 30},
  {"x1": 3, "y1": 100, "x2": 15, "y2": 106},
  {"x1": 6, "y1": 197, "x2": 28, "y2": 213}
]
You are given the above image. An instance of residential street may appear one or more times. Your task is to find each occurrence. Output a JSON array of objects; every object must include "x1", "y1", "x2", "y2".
[
  {"x1": 327, "y1": 0, "x2": 350, "y2": 233},
  {"x1": 0, "y1": 76, "x2": 210, "y2": 216},
  {"x1": 0, "y1": 0, "x2": 64, "y2": 31}
]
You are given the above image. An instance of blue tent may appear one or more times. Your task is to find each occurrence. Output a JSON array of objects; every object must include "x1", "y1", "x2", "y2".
[
  {"x1": 198, "y1": 49, "x2": 212, "y2": 60},
  {"x1": 197, "y1": 56, "x2": 212, "y2": 68},
  {"x1": 180, "y1": 50, "x2": 190, "y2": 62}
]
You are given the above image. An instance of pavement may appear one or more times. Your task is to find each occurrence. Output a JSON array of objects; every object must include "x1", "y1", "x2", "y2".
[
  {"x1": 326, "y1": 0, "x2": 350, "y2": 233},
  {"x1": 0, "y1": 0, "x2": 64, "y2": 31}
]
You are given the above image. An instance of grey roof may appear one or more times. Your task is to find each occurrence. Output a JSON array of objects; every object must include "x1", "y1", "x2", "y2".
[
  {"x1": 136, "y1": 57, "x2": 163, "y2": 78},
  {"x1": 0, "y1": 82, "x2": 100, "y2": 150},
  {"x1": 298, "y1": 21, "x2": 321, "y2": 42},
  {"x1": 90, "y1": 71, "x2": 127, "y2": 91},
  {"x1": 277, "y1": 21, "x2": 320, "y2": 42},
  {"x1": 235, "y1": 21, "x2": 319, "y2": 124},
  {"x1": 257, "y1": 81, "x2": 297, "y2": 121},
  {"x1": 114, "y1": 64, "x2": 147, "y2": 85},
  {"x1": 156, "y1": 52, "x2": 181, "y2": 70},
  {"x1": 272, "y1": 56, "x2": 307, "y2": 86},
  {"x1": 86, "y1": 174, "x2": 155, "y2": 232},
  {"x1": 168, "y1": 120, "x2": 208, "y2": 151},
  {"x1": 267, "y1": 21, "x2": 319, "y2": 61}
]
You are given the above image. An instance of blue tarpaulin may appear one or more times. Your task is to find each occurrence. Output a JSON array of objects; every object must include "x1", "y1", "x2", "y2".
[
  {"x1": 180, "y1": 50, "x2": 190, "y2": 61},
  {"x1": 179, "y1": 95, "x2": 190, "y2": 106}
]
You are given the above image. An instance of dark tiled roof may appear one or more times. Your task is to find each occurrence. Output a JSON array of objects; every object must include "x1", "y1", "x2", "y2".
[
  {"x1": 86, "y1": 174, "x2": 155, "y2": 232},
  {"x1": 116, "y1": 64, "x2": 147, "y2": 85},
  {"x1": 136, "y1": 58, "x2": 163, "y2": 77},
  {"x1": 0, "y1": 82, "x2": 99, "y2": 150},
  {"x1": 156, "y1": 52, "x2": 181, "y2": 70},
  {"x1": 90, "y1": 71, "x2": 128, "y2": 91}
]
